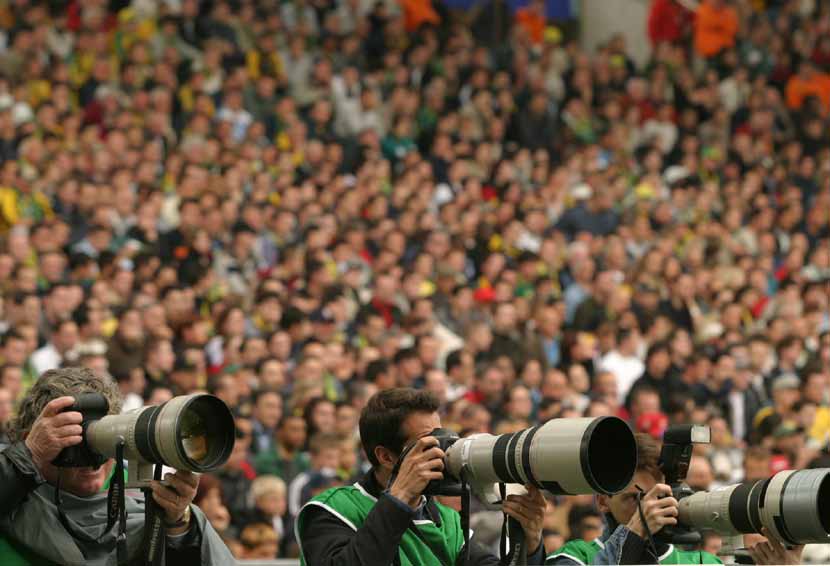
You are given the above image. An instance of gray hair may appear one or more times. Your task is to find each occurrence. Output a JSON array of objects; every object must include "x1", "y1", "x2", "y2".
[{"x1": 10, "y1": 367, "x2": 123, "y2": 442}]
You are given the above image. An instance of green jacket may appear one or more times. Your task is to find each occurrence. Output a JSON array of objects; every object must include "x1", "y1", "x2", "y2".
[
  {"x1": 297, "y1": 483, "x2": 465, "y2": 566},
  {"x1": 547, "y1": 535, "x2": 723, "y2": 565}
]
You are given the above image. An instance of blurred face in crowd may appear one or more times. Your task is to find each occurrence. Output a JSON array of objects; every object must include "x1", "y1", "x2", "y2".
[
  {"x1": 3, "y1": 337, "x2": 26, "y2": 366},
  {"x1": 312, "y1": 445, "x2": 341, "y2": 472},
  {"x1": 277, "y1": 416, "x2": 307, "y2": 452},
  {"x1": 477, "y1": 367, "x2": 504, "y2": 401},
  {"x1": 507, "y1": 385, "x2": 533, "y2": 420},
  {"x1": 630, "y1": 390, "x2": 660, "y2": 420},
  {"x1": 744, "y1": 454, "x2": 770, "y2": 482},
  {"x1": 310, "y1": 400, "x2": 336, "y2": 434},
  {"x1": 199, "y1": 487, "x2": 231, "y2": 532},
  {"x1": 254, "y1": 392, "x2": 283, "y2": 430},
  {"x1": 0, "y1": 366, "x2": 22, "y2": 401}
]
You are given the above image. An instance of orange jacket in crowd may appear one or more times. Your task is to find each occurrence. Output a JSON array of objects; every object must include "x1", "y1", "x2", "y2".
[
  {"x1": 515, "y1": 5, "x2": 546, "y2": 45},
  {"x1": 786, "y1": 71, "x2": 830, "y2": 113},
  {"x1": 400, "y1": 0, "x2": 440, "y2": 32},
  {"x1": 693, "y1": 0, "x2": 739, "y2": 58}
]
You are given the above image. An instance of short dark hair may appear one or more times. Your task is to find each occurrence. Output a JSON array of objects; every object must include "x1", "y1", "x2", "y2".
[
  {"x1": 364, "y1": 359, "x2": 389, "y2": 383},
  {"x1": 359, "y1": 388, "x2": 440, "y2": 467},
  {"x1": 0, "y1": 330, "x2": 24, "y2": 347},
  {"x1": 445, "y1": 349, "x2": 463, "y2": 373}
]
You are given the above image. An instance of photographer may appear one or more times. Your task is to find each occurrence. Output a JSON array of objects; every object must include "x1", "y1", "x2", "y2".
[
  {"x1": 547, "y1": 433, "x2": 804, "y2": 565},
  {"x1": 0, "y1": 367, "x2": 233, "y2": 565},
  {"x1": 547, "y1": 433, "x2": 719, "y2": 565},
  {"x1": 297, "y1": 388, "x2": 547, "y2": 565}
]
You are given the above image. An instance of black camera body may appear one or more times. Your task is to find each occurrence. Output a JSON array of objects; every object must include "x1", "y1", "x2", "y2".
[
  {"x1": 422, "y1": 428, "x2": 465, "y2": 497},
  {"x1": 52, "y1": 393, "x2": 109, "y2": 468},
  {"x1": 655, "y1": 424, "x2": 711, "y2": 545}
]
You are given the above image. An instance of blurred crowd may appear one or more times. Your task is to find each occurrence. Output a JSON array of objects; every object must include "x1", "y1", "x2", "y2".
[{"x1": 0, "y1": 0, "x2": 829, "y2": 560}]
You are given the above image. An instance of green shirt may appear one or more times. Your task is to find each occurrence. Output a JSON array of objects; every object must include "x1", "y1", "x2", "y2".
[
  {"x1": 297, "y1": 483, "x2": 465, "y2": 566},
  {"x1": 547, "y1": 537, "x2": 723, "y2": 565},
  {"x1": 253, "y1": 448, "x2": 309, "y2": 483}
]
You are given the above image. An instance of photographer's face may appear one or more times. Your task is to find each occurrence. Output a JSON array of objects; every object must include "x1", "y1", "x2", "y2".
[
  {"x1": 44, "y1": 459, "x2": 116, "y2": 497},
  {"x1": 598, "y1": 471, "x2": 657, "y2": 526},
  {"x1": 378, "y1": 411, "x2": 442, "y2": 475}
]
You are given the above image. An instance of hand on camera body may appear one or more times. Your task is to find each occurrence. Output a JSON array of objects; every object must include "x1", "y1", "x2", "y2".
[
  {"x1": 24, "y1": 396, "x2": 84, "y2": 474},
  {"x1": 389, "y1": 436, "x2": 445, "y2": 509},
  {"x1": 24, "y1": 396, "x2": 115, "y2": 496},
  {"x1": 625, "y1": 483, "x2": 678, "y2": 539}
]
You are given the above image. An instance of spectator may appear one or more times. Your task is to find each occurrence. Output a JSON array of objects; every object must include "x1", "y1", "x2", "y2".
[
  {"x1": 244, "y1": 475, "x2": 295, "y2": 557},
  {"x1": 647, "y1": 0, "x2": 693, "y2": 47},
  {"x1": 250, "y1": 389, "x2": 283, "y2": 455},
  {"x1": 693, "y1": 0, "x2": 739, "y2": 59},
  {"x1": 194, "y1": 473, "x2": 233, "y2": 539},
  {"x1": 786, "y1": 61, "x2": 830, "y2": 114},
  {"x1": 598, "y1": 328, "x2": 645, "y2": 404},
  {"x1": 254, "y1": 415, "x2": 309, "y2": 485},
  {"x1": 239, "y1": 522, "x2": 279, "y2": 560},
  {"x1": 30, "y1": 318, "x2": 79, "y2": 376},
  {"x1": 287, "y1": 432, "x2": 341, "y2": 517}
]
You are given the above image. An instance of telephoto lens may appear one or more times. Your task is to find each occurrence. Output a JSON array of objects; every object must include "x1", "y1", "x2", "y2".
[
  {"x1": 444, "y1": 416, "x2": 637, "y2": 497},
  {"x1": 678, "y1": 468, "x2": 830, "y2": 545},
  {"x1": 85, "y1": 393, "x2": 236, "y2": 474}
]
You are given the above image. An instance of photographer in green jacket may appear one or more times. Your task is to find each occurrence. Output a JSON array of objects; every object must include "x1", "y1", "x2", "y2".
[{"x1": 547, "y1": 433, "x2": 804, "y2": 565}]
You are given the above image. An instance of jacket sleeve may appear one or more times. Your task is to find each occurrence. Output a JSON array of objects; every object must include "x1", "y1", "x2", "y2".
[
  {"x1": 547, "y1": 526, "x2": 657, "y2": 565},
  {"x1": 298, "y1": 493, "x2": 419, "y2": 566},
  {"x1": 0, "y1": 442, "x2": 45, "y2": 517},
  {"x1": 165, "y1": 505, "x2": 235, "y2": 565}
]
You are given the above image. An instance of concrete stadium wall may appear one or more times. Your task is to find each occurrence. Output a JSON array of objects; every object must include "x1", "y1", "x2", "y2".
[{"x1": 580, "y1": 0, "x2": 651, "y2": 68}]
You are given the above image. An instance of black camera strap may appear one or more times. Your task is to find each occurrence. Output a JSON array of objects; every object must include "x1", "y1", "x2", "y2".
[
  {"x1": 107, "y1": 439, "x2": 128, "y2": 565},
  {"x1": 498, "y1": 482, "x2": 527, "y2": 566},
  {"x1": 139, "y1": 463, "x2": 166, "y2": 566},
  {"x1": 459, "y1": 467, "x2": 471, "y2": 566},
  {"x1": 634, "y1": 484, "x2": 660, "y2": 560}
]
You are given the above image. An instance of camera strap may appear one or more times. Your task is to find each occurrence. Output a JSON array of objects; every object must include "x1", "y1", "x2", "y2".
[
  {"x1": 106, "y1": 439, "x2": 128, "y2": 565},
  {"x1": 498, "y1": 482, "x2": 527, "y2": 566},
  {"x1": 459, "y1": 467, "x2": 471, "y2": 566},
  {"x1": 139, "y1": 463, "x2": 166, "y2": 566}
]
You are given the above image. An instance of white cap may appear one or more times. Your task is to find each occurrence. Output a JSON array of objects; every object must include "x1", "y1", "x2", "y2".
[
  {"x1": 571, "y1": 183, "x2": 593, "y2": 200},
  {"x1": 12, "y1": 102, "x2": 33, "y2": 126}
]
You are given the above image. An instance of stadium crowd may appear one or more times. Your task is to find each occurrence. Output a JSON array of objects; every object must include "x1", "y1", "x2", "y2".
[{"x1": 0, "y1": 0, "x2": 829, "y2": 560}]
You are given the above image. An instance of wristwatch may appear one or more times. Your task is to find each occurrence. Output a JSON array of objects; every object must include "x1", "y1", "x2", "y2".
[{"x1": 164, "y1": 504, "x2": 191, "y2": 529}]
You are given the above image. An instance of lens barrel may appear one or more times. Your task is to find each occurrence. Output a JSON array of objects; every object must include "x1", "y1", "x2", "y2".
[
  {"x1": 445, "y1": 416, "x2": 636, "y2": 496},
  {"x1": 678, "y1": 469, "x2": 830, "y2": 545},
  {"x1": 86, "y1": 393, "x2": 235, "y2": 472}
]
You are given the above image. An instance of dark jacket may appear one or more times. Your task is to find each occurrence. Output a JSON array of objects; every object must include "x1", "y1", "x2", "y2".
[
  {"x1": 0, "y1": 441, "x2": 233, "y2": 564},
  {"x1": 298, "y1": 470, "x2": 546, "y2": 566}
]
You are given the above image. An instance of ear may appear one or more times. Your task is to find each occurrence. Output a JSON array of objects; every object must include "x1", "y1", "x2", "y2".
[
  {"x1": 596, "y1": 494, "x2": 610, "y2": 514},
  {"x1": 374, "y1": 445, "x2": 397, "y2": 470}
]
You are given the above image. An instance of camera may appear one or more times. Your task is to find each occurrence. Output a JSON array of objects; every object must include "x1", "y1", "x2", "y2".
[
  {"x1": 658, "y1": 424, "x2": 830, "y2": 547},
  {"x1": 655, "y1": 424, "x2": 711, "y2": 545},
  {"x1": 53, "y1": 393, "x2": 236, "y2": 487},
  {"x1": 678, "y1": 468, "x2": 830, "y2": 545},
  {"x1": 420, "y1": 416, "x2": 638, "y2": 502}
]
